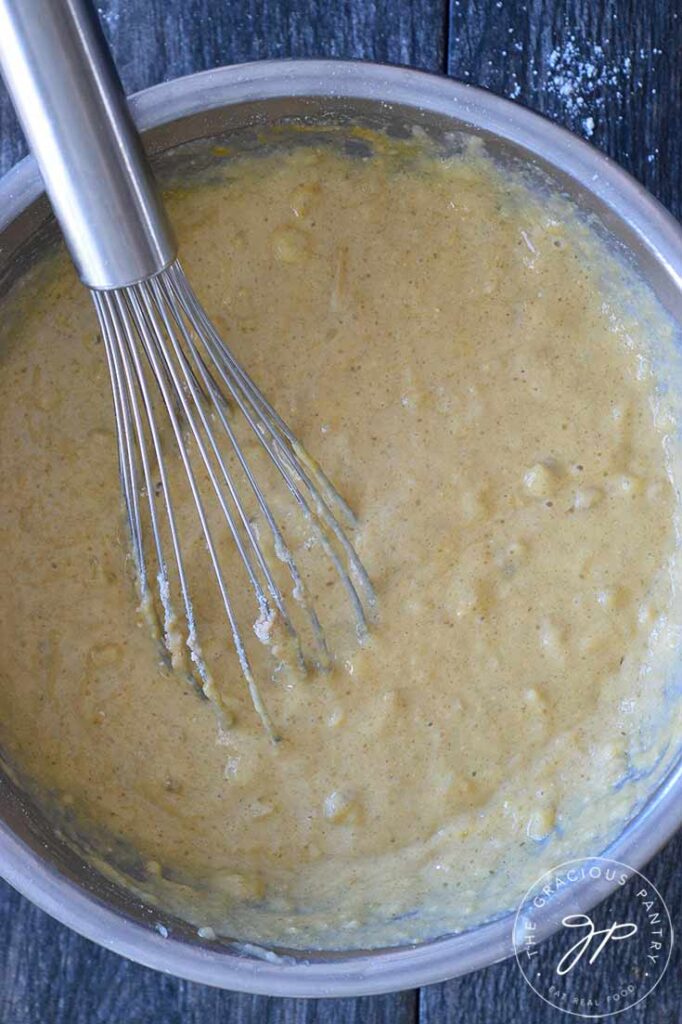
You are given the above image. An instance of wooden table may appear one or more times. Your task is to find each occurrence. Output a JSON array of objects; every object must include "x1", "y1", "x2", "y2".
[{"x1": 1, "y1": 2, "x2": 680, "y2": 1021}]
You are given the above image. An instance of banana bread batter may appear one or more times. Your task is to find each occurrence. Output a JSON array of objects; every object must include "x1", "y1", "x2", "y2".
[{"x1": 0, "y1": 134, "x2": 680, "y2": 949}]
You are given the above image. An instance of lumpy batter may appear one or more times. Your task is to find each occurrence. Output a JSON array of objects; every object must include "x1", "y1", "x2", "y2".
[{"x1": 1, "y1": 134, "x2": 680, "y2": 949}]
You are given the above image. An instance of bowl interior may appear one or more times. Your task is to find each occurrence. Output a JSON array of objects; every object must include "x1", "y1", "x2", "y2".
[{"x1": 1, "y1": 63, "x2": 681, "y2": 995}]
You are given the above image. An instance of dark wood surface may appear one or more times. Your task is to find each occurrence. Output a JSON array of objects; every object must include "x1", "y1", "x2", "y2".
[{"x1": 1, "y1": 1, "x2": 680, "y2": 1021}]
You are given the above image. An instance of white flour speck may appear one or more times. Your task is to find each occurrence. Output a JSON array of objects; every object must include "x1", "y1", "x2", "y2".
[{"x1": 543, "y1": 37, "x2": 661, "y2": 138}]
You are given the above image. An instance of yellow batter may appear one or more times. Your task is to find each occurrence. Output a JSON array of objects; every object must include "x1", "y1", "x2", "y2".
[{"x1": 0, "y1": 134, "x2": 680, "y2": 949}]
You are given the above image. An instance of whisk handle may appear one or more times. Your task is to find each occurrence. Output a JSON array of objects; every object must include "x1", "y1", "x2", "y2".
[{"x1": 0, "y1": 0, "x2": 176, "y2": 289}]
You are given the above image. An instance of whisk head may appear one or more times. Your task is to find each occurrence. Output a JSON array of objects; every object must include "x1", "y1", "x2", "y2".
[{"x1": 92, "y1": 261, "x2": 376, "y2": 741}]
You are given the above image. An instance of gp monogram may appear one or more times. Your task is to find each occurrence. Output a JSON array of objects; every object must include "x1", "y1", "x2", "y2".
[{"x1": 513, "y1": 857, "x2": 673, "y2": 1018}]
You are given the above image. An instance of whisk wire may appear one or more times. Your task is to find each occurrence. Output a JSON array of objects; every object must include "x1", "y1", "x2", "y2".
[
  {"x1": 153, "y1": 273, "x2": 331, "y2": 668},
  {"x1": 93, "y1": 260, "x2": 375, "y2": 739},
  {"x1": 166, "y1": 265, "x2": 376, "y2": 635},
  {"x1": 135, "y1": 281, "x2": 272, "y2": 627},
  {"x1": 148, "y1": 276, "x2": 295, "y2": 640},
  {"x1": 98, "y1": 290, "x2": 203, "y2": 690},
  {"x1": 99, "y1": 299, "x2": 145, "y2": 585},
  {"x1": 127, "y1": 285, "x2": 280, "y2": 739}
]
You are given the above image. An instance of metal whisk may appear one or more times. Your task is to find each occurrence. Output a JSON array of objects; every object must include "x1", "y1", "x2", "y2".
[{"x1": 0, "y1": 0, "x2": 375, "y2": 738}]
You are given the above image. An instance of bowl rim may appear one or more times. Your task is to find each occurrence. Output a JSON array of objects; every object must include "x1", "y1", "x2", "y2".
[{"x1": 0, "y1": 57, "x2": 681, "y2": 997}]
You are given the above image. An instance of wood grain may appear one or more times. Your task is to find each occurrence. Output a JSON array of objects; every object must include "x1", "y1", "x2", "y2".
[
  {"x1": 448, "y1": 0, "x2": 682, "y2": 218},
  {"x1": 1, "y1": 0, "x2": 681, "y2": 1021},
  {"x1": 0, "y1": 882, "x2": 417, "y2": 1024},
  {"x1": 419, "y1": 833, "x2": 682, "y2": 1024},
  {"x1": 0, "y1": 0, "x2": 447, "y2": 175}
]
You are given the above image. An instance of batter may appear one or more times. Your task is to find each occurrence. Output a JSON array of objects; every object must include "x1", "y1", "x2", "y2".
[{"x1": 0, "y1": 133, "x2": 680, "y2": 949}]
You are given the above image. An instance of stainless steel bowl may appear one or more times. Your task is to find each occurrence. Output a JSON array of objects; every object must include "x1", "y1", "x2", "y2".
[{"x1": 1, "y1": 59, "x2": 681, "y2": 997}]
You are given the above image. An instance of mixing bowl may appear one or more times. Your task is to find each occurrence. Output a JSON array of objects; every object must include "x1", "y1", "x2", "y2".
[{"x1": 1, "y1": 59, "x2": 681, "y2": 997}]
